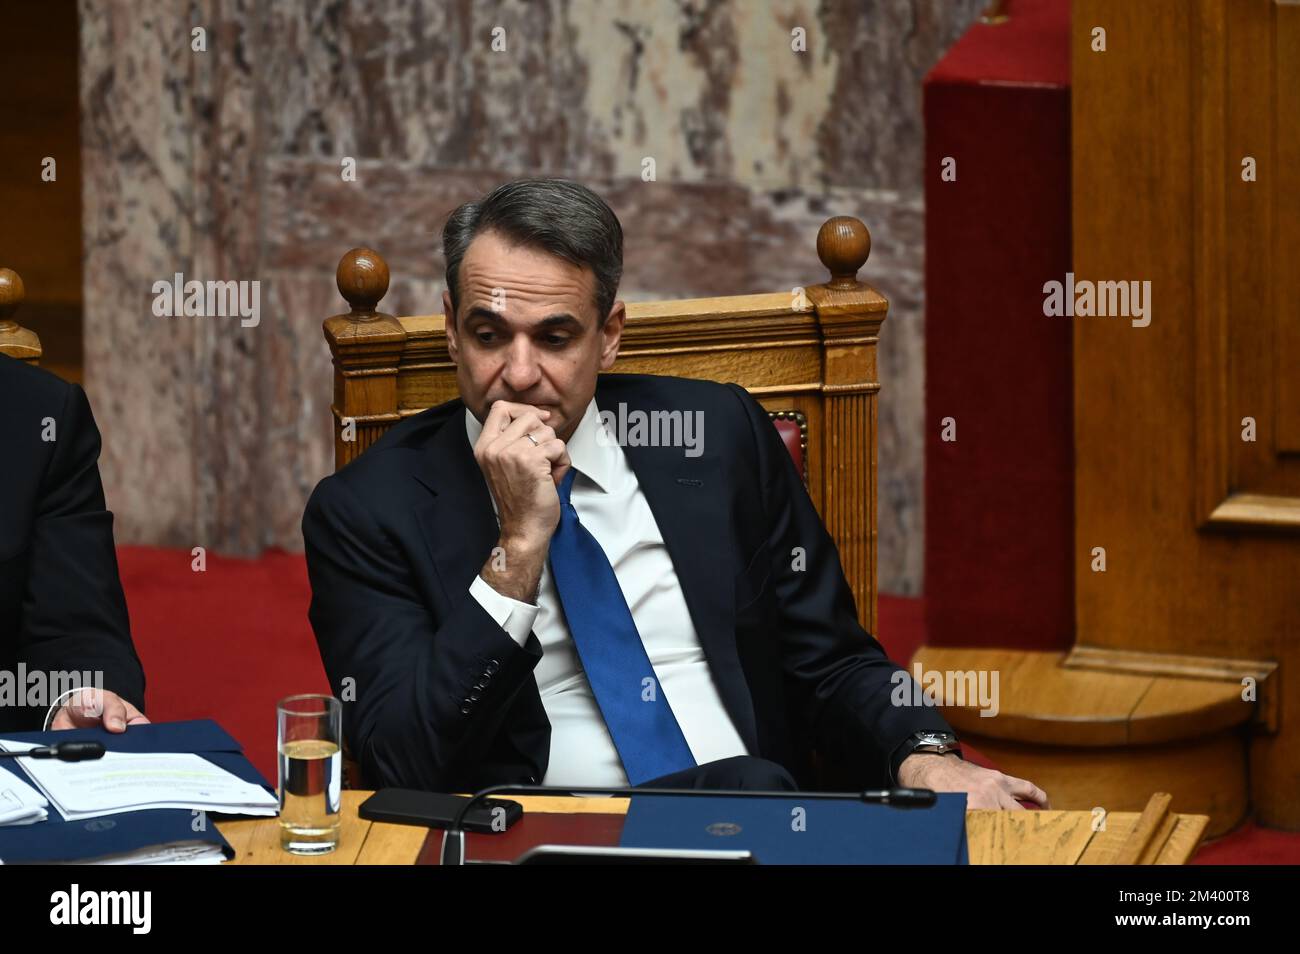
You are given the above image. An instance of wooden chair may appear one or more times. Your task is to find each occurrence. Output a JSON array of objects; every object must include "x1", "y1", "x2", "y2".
[{"x1": 321, "y1": 216, "x2": 890, "y2": 789}]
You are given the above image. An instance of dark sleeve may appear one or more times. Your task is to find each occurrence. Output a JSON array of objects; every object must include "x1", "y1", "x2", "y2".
[
  {"x1": 726, "y1": 384, "x2": 956, "y2": 787},
  {"x1": 302, "y1": 474, "x2": 544, "y2": 792},
  {"x1": 17, "y1": 383, "x2": 146, "y2": 724}
]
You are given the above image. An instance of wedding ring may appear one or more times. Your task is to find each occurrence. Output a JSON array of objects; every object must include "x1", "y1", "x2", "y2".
[{"x1": 525, "y1": 432, "x2": 539, "y2": 446}]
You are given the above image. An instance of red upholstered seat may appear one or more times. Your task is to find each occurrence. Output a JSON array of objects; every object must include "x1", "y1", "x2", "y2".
[{"x1": 768, "y1": 414, "x2": 807, "y2": 484}]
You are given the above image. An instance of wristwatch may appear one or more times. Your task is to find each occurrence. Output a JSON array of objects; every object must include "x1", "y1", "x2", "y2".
[
  {"x1": 890, "y1": 730, "x2": 962, "y2": 784},
  {"x1": 907, "y1": 731, "x2": 962, "y2": 756}
]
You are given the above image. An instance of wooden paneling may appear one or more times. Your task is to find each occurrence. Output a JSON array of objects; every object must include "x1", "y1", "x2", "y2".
[
  {"x1": 1191, "y1": 0, "x2": 1300, "y2": 523},
  {"x1": 1074, "y1": 0, "x2": 1300, "y2": 827},
  {"x1": 1275, "y1": 2, "x2": 1300, "y2": 452}
]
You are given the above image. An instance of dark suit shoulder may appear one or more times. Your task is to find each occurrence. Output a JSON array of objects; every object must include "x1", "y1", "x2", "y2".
[
  {"x1": 304, "y1": 396, "x2": 466, "y2": 530},
  {"x1": 0, "y1": 352, "x2": 76, "y2": 418},
  {"x1": 597, "y1": 371, "x2": 737, "y2": 408},
  {"x1": 0, "y1": 354, "x2": 101, "y2": 516},
  {"x1": 332, "y1": 397, "x2": 463, "y2": 480},
  {"x1": 596, "y1": 372, "x2": 762, "y2": 465}
]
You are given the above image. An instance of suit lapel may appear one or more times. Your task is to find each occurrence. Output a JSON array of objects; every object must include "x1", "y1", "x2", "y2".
[
  {"x1": 596, "y1": 378, "x2": 760, "y2": 754},
  {"x1": 413, "y1": 406, "x2": 501, "y2": 604}
]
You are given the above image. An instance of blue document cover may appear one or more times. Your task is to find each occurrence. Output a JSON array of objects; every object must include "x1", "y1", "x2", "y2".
[
  {"x1": 0, "y1": 806, "x2": 233, "y2": 864},
  {"x1": 618, "y1": 793, "x2": 969, "y2": 864},
  {"x1": 0, "y1": 719, "x2": 274, "y2": 863}
]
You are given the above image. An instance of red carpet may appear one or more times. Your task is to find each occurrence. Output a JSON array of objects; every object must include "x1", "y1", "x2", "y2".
[
  {"x1": 117, "y1": 546, "x2": 330, "y2": 784},
  {"x1": 1192, "y1": 820, "x2": 1300, "y2": 865},
  {"x1": 115, "y1": 546, "x2": 1299, "y2": 863}
]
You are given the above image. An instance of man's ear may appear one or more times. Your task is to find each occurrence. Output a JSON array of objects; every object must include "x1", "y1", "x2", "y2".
[
  {"x1": 443, "y1": 289, "x2": 459, "y2": 364},
  {"x1": 599, "y1": 300, "x2": 626, "y2": 371}
]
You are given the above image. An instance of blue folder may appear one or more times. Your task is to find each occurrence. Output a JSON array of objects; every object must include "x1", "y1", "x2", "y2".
[
  {"x1": 618, "y1": 792, "x2": 970, "y2": 864},
  {"x1": 0, "y1": 719, "x2": 274, "y2": 864},
  {"x1": 0, "y1": 806, "x2": 237, "y2": 864}
]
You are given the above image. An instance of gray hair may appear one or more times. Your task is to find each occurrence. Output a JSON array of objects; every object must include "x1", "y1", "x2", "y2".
[{"x1": 442, "y1": 178, "x2": 624, "y2": 326}]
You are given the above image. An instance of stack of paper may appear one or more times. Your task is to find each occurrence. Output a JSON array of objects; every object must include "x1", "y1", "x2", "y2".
[
  {"x1": 0, "y1": 741, "x2": 279, "y2": 820},
  {"x1": 89, "y1": 843, "x2": 228, "y2": 865}
]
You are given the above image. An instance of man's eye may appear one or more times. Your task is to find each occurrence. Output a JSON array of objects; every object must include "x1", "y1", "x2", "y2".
[
  {"x1": 544, "y1": 335, "x2": 570, "y2": 346},
  {"x1": 475, "y1": 331, "x2": 496, "y2": 344}
]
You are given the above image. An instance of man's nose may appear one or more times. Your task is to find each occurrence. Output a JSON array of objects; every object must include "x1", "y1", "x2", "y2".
[{"x1": 501, "y1": 338, "x2": 542, "y2": 393}]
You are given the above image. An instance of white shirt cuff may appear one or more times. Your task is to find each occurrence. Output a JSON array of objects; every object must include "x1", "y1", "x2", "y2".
[
  {"x1": 43, "y1": 687, "x2": 90, "y2": 731},
  {"x1": 470, "y1": 574, "x2": 540, "y2": 647}
]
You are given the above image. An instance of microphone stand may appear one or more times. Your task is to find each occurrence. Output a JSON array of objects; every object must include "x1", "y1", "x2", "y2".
[
  {"x1": 0, "y1": 742, "x2": 107, "y2": 761},
  {"x1": 441, "y1": 783, "x2": 936, "y2": 865}
]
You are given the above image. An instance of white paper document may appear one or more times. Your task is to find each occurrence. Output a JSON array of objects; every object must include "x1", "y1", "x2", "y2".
[
  {"x1": 0, "y1": 768, "x2": 49, "y2": 826},
  {"x1": 76, "y1": 843, "x2": 229, "y2": 865},
  {"x1": 0, "y1": 742, "x2": 279, "y2": 821}
]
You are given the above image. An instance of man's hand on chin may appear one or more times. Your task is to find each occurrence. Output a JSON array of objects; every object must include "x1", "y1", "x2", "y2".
[
  {"x1": 898, "y1": 752, "x2": 1050, "y2": 811},
  {"x1": 50, "y1": 688, "x2": 150, "y2": 733}
]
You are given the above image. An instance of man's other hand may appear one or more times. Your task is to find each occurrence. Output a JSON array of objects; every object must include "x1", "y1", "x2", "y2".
[
  {"x1": 898, "y1": 752, "x2": 1050, "y2": 810},
  {"x1": 50, "y1": 688, "x2": 150, "y2": 732}
]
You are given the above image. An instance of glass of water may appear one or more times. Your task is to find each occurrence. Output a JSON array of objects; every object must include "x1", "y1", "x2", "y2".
[{"x1": 277, "y1": 693, "x2": 342, "y2": 855}]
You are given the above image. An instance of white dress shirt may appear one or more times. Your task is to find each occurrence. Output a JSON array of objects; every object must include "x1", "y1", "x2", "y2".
[{"x1": 465, "y1": 398, "x2": 749, "y2": 787}]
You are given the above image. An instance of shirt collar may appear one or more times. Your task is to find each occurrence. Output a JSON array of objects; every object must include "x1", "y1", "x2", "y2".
[{"x1": 464, "y1": 397, "x2": 613, "y2": 494}]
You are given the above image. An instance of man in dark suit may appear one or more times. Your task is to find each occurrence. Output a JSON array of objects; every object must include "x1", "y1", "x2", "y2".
[
  {"x1": 0, "y1": 352, "x2": 148, "y2": 733},
  {"x1": 303, "y1": 178, "x2": 1048, "y2": 809}
]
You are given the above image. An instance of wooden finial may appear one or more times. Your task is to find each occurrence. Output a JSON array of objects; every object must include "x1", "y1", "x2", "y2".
[
  {"x1": 0, "y1": 267, "x2": 41, "y2": 365},
  {"x1": 980, "y1": 0, "x2": 1009, "y2": 25},
  {"x1": 816, "y1": 217, "x2": 871, "y2": 289},
  {"x1": 0, "y1": 267, "x2": 25, "y2": 324},
  {"x1": 336, "y1": 247, "x2": 390, "y2": 319},
  {"x1": 323, "y1": 249, "x2": 406, "y2": 470}
]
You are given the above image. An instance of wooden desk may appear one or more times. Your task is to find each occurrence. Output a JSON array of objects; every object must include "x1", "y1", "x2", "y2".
[{"x1": 217, "y1": 791, "x2": 1207, "y2": 865}]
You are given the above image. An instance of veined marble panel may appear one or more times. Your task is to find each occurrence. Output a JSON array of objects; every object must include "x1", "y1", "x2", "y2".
[{"x1": 80, "y1": 0, "x2": 981, "y2": 593}]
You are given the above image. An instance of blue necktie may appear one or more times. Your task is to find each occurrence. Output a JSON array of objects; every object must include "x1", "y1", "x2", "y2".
[{"x1": 547, "y1": 468, "x2": 697, "y2": 784}]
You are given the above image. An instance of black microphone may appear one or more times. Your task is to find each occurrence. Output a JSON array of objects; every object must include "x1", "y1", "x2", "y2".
[
  {"x1": 0, "y1": 741, "x2": 106, "y2": 761},
  {"x1": 440, "y1": 783, "x2": 937, "y2": 865}
]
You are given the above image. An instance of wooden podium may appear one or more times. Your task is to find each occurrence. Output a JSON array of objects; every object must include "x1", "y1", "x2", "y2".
[{"x1": 917, "y1": 0, "x2": 1300, "y2": 841}]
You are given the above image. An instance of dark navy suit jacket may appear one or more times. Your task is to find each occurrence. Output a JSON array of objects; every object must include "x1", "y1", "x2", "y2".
[
  {"x1": 302, "y1": 373, "x2": 953, "y2": 793},
  {"x1": 0, "y1": 354, "x2": 146, "y2": 731}
]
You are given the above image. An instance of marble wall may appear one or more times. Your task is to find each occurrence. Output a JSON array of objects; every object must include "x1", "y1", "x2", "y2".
[{"x1": 80, "y1": 0, "x2": 983, "y2": 594}]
